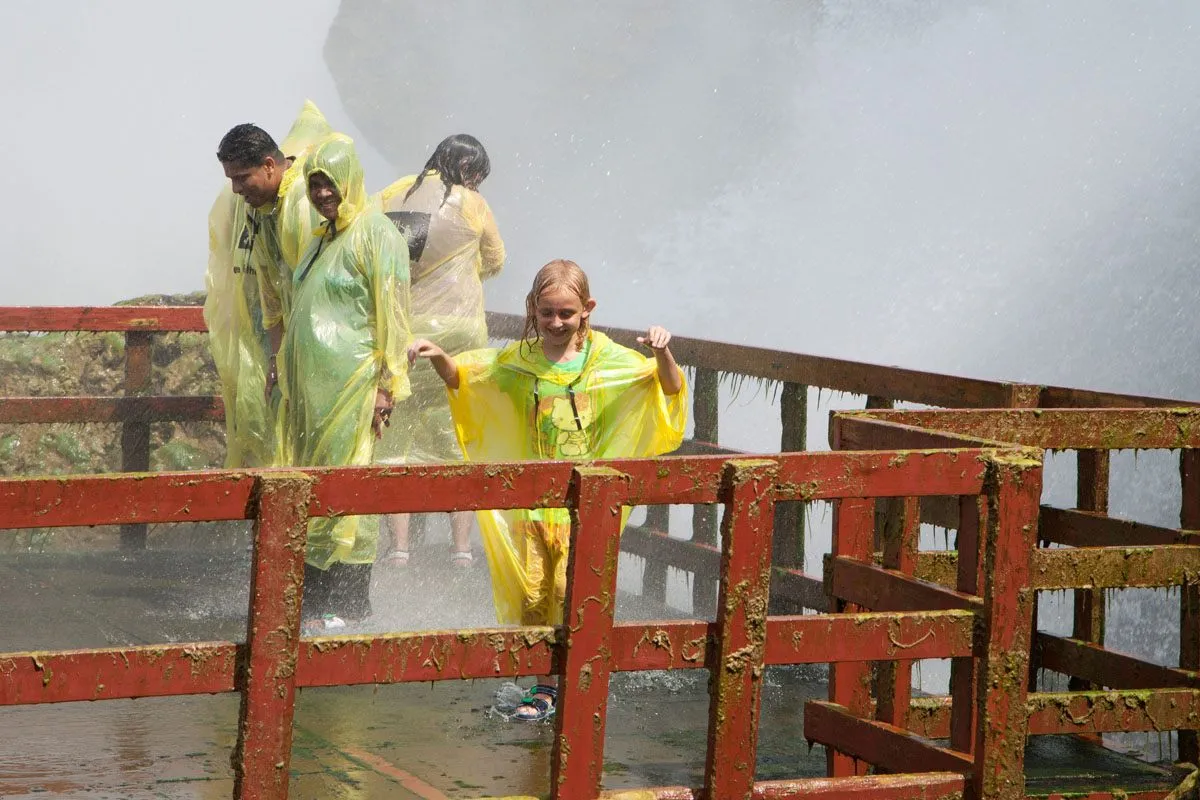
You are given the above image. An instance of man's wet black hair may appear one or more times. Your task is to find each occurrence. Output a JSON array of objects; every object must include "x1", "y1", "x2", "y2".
[
  {"x1": 405, "y1": 134, "x2": 492, "y2": 205},
  {"x1": 216, "y1": 124, "x2": 285, "y2": 167}
]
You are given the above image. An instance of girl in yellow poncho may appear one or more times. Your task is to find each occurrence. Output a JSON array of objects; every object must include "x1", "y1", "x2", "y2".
[
  {"x1": 277, "y1": 135, "x2": 412, "y2": 632},
  {"x1": 409, "y1": 259, "x2": 687, "y2": 720},
  {"x1": 375, "y1": 134, "x2": 506, "y2": 567}
]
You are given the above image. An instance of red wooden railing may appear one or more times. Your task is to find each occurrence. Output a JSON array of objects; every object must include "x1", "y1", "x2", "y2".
[{"x1": 0, "y1": 446, "x2": 1041, "y2": 799}]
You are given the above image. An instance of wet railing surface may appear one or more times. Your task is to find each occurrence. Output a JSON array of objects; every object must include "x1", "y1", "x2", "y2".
[{"x1": 2, "y1": 305, "x2": 1200, "y2": 800}]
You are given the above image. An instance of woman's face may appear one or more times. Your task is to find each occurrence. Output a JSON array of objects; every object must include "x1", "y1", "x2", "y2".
[{"x1": 308, "y1": 172, "x2": 341, "y2": 222}]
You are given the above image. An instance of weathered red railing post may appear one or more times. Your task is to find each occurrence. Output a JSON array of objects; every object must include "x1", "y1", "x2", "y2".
[
  {"x1": 120, "y1": 329, "x2": 153, "y2": 549},
  {"x1": 972, "y1": 450, "x2": 1042, "y2": 800},
  {"x1": 873, "y1": 495, "x2": 920, "y2": 728},
  {"x1": 772, "y1": 382, "x2": 807, "y2": 573},
  {"x1": 826, "y1": 496, "x2": 875, "y2": 777},
  {"x1": 691, "y1": 367, "x2": 720, "y2": 615},
  {"x1": 233, "y1": 473, "x2": 313, "y2": 800},
  {"x1": 703, "y1": 458, "x2": 777, "y2": 799},
  {"x1": 1069, "y1": 448, "x2": 1110, "y2": 695},
  {"x1": 641, "y1": 503, "x2": 670, "y2": 604},
  {"x1": 949, "y1": 494, "x2": 988, "y2": 755},
  {"x1": 550, "y1": 466, "x2": 630, "y2": 800},
  {"x1": 1179, "y1": 448, "x2": 1200, "y2": 763}
]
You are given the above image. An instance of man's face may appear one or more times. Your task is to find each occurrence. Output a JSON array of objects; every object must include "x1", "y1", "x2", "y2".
[{"x1": 223, "y1": 157, "x2": 278, "y2": 208}]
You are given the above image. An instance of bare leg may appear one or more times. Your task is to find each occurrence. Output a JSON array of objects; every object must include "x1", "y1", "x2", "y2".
[
  {"x1": 450, "y1": 511, "x2": 473, "y2": 554},
  {"x1": 383, "y1": 513, "x2": 410, "y2": 566}
]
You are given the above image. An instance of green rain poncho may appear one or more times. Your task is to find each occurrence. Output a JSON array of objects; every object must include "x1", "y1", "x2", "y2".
[
  {"x1": 446, "y1": 331, "x2": 688, "y2": 624},
  {"x1": 375, "y1": 171, "x2": 505, "y2": 465},
  {"x1": 278, "y1": 135, "x2": 412, "y2": 570},
  {"x1": 203, "y1": 100, "x2": 332, "y2": 467}
]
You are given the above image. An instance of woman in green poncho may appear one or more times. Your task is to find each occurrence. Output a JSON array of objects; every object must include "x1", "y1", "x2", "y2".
[
  {"x1": 409, "y1": 259, "x2": 687, "y2": 720},
  {"x1": 277, "y1": 134, "x2": 412, "y2": 633}
]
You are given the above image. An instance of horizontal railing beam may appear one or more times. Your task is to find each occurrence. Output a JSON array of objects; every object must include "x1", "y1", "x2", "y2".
[
  {"x1": 1035, "y1": 632, "x2": 1200, "y2": 690},
  {"x1": 1031, "y1": 546, "x2": 1200, "y2": 589},
  {"x1": 804, "y1": 701, "x2": 973, "y2": 775},
  {"x1": 829, "y1": 557, "x2": 983, "y2": 613},
  {"x1": 771, "y1": 567, "x2": 832, "y2": 613},
  {"x1": 0, "y1": 612, "x2": 975, "y2": 704},
  {"x1": 1040, "y1": 506, "x2": 1200, "y2": 548},
  {"x1": 906, "y1": 696, "x2": 952, "y2": 739},
  {"x1": 3, "y1": 307, "x2": 1192, "y2": 410},
  {"x1": 595, "y1": 773, "x2": 969, "y2": 800},
  {"x1": 838, "y1": 408, "x2": 1200, "y2": 450},
  {"x1": 774, "y1": 449, "x2": 990, "y2": 500},
  {"x1": 0, "y1": 450, "x2": 997, "y2": 531},
  {"x1": 621, "y1": 525, "x2": 721, "y2": 575},
  {"x1": 1026, "y1": 688, "x2": 1200, "y2": 734},
  {"x1": 487, "y1": 311, "x2": 1018, "y2": 410},
  {"x1": 0, "y1": 395, "x2": 223, "y2": 424},
  {"x1": 831, "y1": 416, "x2": 998, "y2": 450},
  {"x1": 765, "y1": 610, "x2": 975, "y2": 664},
  {"x1": 0, "y1": 306, "x2": 206, "y2": 332},
  {"x1": 0, "y1": 642, "x2": 238, "y2": 704}
]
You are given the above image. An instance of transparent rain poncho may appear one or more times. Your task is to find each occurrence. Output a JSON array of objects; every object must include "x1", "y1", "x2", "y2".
[
  {"x1": 446, "y1": 331, "x2": 687, "y2": 624},
  {"x1": 203, "y1": 100, "x2": 333, "y2": 467},
  {"x1": 277, "y1": 135, "x2": 412, "y2": 570},
  {"x1": 375, "y1": 171, "x2": 505, "y2": 465}
]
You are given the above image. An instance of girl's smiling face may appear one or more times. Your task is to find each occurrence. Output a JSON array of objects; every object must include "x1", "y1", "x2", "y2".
[{"x1": 535, "y1": 285, "x2": 596, "y2": 352}]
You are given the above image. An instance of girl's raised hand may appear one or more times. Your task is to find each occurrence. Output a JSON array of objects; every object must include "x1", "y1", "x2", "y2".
[
  {"x1": 408, "y1": 338, "x2": 445, "y2": 366},
  {"x1": 637, "y1": 325, "x2": 672, "y2": 351}
]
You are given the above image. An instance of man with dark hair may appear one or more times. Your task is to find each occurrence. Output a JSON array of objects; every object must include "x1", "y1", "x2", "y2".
[
  {"x1": 216, "y1": 124, "x2": 290, "y2": 208},
  {"x1": 204, "y1": 101, "x2": 332, "y2": 467}
]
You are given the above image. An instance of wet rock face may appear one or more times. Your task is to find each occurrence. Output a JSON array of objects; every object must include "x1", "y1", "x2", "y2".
[{"x1": 0, "y1": 292, "x2": 224, "y2": 476}]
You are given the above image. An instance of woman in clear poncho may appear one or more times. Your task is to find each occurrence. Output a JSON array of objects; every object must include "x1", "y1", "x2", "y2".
[
  {"x1": 408, "y1": 259, "x2": 687, "y2": 720},
  {"x1": 375, "y1": 135, "x2": 506, "y2": 567},
  {"x1": 204, "y1": 100, "x2": 332, "y2": 468},
  {"x1": 276, "y1": 134, "x2": 412, "y2": 631}
]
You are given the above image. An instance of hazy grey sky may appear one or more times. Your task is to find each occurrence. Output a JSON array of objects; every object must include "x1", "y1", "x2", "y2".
[
  {"x1": 0, "y1": 2, "x2": 387, "y2": 306},
  {"x1": 2, "y1": 1, "x2": 1198, "y2": 397}
]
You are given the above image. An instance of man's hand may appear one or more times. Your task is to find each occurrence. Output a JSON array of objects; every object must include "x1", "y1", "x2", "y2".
[{"x1": 264, "y1": 356, "x2": 278, "y2": 403}]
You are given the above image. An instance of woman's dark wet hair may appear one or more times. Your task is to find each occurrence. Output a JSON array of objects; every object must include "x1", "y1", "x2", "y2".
[
  {"x1": 404, "y1": 134, "x2": 492, "y2": 205},
  {"x1": 216, "y1": 124, "x2": 284, "y2": 167}
]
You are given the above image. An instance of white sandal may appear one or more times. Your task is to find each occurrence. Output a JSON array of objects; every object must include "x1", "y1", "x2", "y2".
[
  {"x1": 450, "y1": 549, "x2": 473, "y2": 567},
  {"x1": 302, "y1": 614, "x2": 347, "y2": 634},
  {"x1": 382, "y1": 550, "x2": 410, "y2": 567}
]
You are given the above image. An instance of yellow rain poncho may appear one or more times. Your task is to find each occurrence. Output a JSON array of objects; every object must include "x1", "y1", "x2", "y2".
[
  {"x1": 447, "y1": 331, "x2": 687, "y2": 625},
  {"x1": 278, "y1": 135, "x2": 412, "y2": 570},
  {"x1": 375, "y1": 171, "x2": 505, "y2": 465},
  {"x1": 203, "y1": 100, "x2": 332, "y2": 467}
]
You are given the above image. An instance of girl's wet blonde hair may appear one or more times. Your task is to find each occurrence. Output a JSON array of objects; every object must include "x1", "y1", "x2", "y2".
[{"x1": 521, "y1": 259, "x2": 592, "y2": 352}]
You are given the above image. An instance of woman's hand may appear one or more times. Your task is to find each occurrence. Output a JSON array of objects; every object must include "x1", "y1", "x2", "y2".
[
  {"x1": 636, "y1": 326, "x2": 672, "y2": 351},
  {"x1": 371, "y1": 388, "x2": 393, "y2": 440}
]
